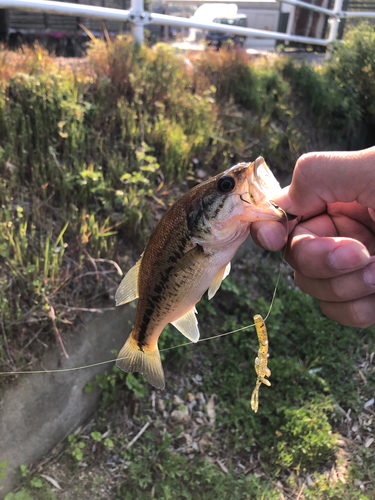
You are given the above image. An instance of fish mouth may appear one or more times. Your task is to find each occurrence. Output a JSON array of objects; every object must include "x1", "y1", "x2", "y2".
[
  {"x1": 237, "y1": 157, "x2": 285, "y2": 221},
  {"x1": 250, "y1": 157, "x2": 297, "y2": 221},
  {"x1": 253, "y1": 157, "x2": 282, "y2": 201}
]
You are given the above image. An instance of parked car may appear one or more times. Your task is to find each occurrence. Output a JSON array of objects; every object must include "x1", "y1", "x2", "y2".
[{"x1": 205, "y1": 14, "x2": 247, "y2": 48}]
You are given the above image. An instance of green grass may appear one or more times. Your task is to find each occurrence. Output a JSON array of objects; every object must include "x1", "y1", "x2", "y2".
[
  {"x1": 201, "y1": 265, "x2": 374, "y2": 457},
  {"x1": 7, "y1": 264, "x2": 374, "y2": 499}
]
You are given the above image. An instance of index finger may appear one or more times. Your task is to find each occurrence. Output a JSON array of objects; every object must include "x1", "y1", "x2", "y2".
[{"x1": 273, "y1": 147, "x2": 375, "y2": 219}]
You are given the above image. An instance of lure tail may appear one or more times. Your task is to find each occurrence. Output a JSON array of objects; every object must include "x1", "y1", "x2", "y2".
[{"x1": 116, "y1": 334, "x2": 165, "y2": 390}]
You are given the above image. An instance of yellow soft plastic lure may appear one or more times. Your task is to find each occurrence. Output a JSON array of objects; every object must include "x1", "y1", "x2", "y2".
[{"x1": 251, "y1": 314, "x2": 271, "y2": 413}]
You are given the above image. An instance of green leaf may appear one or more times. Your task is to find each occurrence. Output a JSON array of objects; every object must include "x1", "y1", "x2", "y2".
[
  {"x1": 30, "y1": 477, "x2": 43, "y2": 488},
  {"x1": 15, "y1": 490, "x2": 34, "y2": 500},
  {"x1": 5, "y1": 490, "x2": 34, "y2": 500},
  {"x1": 20, "y1": 465, "x2": 29, "y2": 477},
  {"x1": 83, "y1": 381, "x2": 94, "y2": 394},
  {"x1": 91, "y1": 431, "x2": 102, "y2": 442},
  {"x1": 104, "y1": 438, "x2": 114, "y2": 449},
  {"x1": 0, "y1": 460, "x2": 7, "y2": 470}
]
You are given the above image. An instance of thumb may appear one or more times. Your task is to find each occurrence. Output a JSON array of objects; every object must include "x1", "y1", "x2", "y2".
[{"x1": 274, "y1": 147, "x2": 375, "y2": 218}]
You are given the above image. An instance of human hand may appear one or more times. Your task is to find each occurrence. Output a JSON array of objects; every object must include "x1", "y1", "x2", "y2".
[{"x1": 251, "y1": 147, "x2": 375, "y2": 328}]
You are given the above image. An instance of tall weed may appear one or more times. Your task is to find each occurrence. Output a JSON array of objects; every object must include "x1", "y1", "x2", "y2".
[
  {"x1": 86, "y1": 38, "x2": 218, "y2": 181},
  {"x1": 328, "y1": 22, "x2": 375, "y2": 124}
]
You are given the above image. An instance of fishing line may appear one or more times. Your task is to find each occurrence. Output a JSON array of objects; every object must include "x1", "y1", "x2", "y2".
[{"x1": 0, "y1": 208, "x2": 289, "y2": 377}]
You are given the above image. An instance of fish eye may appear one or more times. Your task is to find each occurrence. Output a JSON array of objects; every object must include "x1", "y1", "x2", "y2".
[{"x1": 218, "y1": 176, "x2": 236, "y2": 193}]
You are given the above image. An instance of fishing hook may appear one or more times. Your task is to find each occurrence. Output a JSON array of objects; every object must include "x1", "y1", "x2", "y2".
[{"x1": 239, "y1": 193, "x2": 251, "y2": 204}]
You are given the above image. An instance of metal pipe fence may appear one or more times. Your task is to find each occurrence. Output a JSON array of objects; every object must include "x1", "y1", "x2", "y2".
[{"x1": 0, "y1": 0, "x2": 374, "y2": 46}]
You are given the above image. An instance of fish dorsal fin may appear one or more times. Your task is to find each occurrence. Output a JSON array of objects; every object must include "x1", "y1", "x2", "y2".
[
  {"x1": 115, "y1": 259, "x2": 141, "y2": 306},
  {"x1": 172, "y1": 307, "x2": 200, "y2": 343},
  {"x1": 208, "y1": 262, "x2": 231, "y2": 300}
]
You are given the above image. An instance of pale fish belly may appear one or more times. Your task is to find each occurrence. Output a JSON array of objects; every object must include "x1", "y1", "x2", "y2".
[{"x1": 160, "y1": 225, "x2": 251, "y2": 329}]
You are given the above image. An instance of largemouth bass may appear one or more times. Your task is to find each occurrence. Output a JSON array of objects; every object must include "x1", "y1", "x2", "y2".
[{"x1": 115, "y1": 157, "x2": 287, "y2": 389}]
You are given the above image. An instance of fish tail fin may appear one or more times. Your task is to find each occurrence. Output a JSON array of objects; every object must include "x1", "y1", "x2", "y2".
[{"x1": 116, "y1": 334, "x2": 165, "y2": 390}]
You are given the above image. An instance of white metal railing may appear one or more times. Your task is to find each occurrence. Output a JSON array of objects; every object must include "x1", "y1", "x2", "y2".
[{"x1": 0, "y1": 0, "x2": 374, "y2": 47}]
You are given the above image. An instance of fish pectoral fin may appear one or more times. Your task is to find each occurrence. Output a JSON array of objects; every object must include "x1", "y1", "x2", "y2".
[
  {"x1": 172, "y1": 307, "x2": 200, "y2": 343},
  {"x1": 172, "y1": 245, "x2": 206, "y2": 274},
  {"x1": 115, "y1": 259, "x2": 141, "y2": 306},
  {"x1": 207, "y1": 262, "x2": 231, "y2": 300},
  {"x1": 116, "y1": 334, "x2": 165, "y2": 390}
]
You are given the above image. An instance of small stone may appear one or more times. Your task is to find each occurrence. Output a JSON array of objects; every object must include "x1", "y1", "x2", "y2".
[
  {"x1": 196, "y1": 417, "x2": 204, "y2": 424},
  {"x1": 171, "y1": 409, "x2": 190, "y2": 424},
  {"x1": 173, "y1": 395, "x2": 184, "y2": 407},
  {"x1": 365, "y1": 437, "x2": 374, "y2": 448},
  {"x1": 198, "y1": 434, "x2": 211, "y2": 453},
  {"x1": 187, "y1": 393, "x2": 195, "y2": 402},
  {"x1": 157, "y1": 399, "x2": 165, "y2": 412},
  {"x1": 364, "y1": 398, "x2": 374, "y2": 408},
  {"x1": 196, "y1": 392, "x2": 206, "y2": 404},
  {"x1": 188, "y1": 400, "x2": 198, "y2": 412},
  {"x1": 184, "y1": 433, "x2": 193, "y2": 446}
]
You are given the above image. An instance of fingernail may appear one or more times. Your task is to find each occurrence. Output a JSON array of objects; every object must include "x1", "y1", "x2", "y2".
[
  {"x1": 257, "y1": 227, "x2": 273, "y2": 251},
  {"x1": 257, "y1": 225, "x2": 286, "y2": 251},
  {"x1": 364, "y1": 261, "x2": 375, "y2": 285},
  {"x1": 328, "y1": 243, "x2": 369, "y2": 271}
]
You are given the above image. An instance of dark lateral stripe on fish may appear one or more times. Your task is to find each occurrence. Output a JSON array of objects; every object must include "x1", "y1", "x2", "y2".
[
  {"x1": 179, "y1": 236, "x2": 188, "y2": 248},
  {"x1": 187, "y1": 203, "x2": 209, "y2": 234},
  {"x1": 202, "y1": 192, "x2": 219, "y2": 210},
  {"x1": 211, "y1": 196, "x2": 227, "y2": 219},
  {"x1": 189, "y1": 210, "x2": 210, "y2": 234},
  {"x1": 168, "y1": 248, "x2": 184, "y2": 265},
  {"x1": 138, "y1": 317, "x2": 152, "y2": 347},
  {"x1": 136, "y1": 264, "x2": 178, "y2": 345}
]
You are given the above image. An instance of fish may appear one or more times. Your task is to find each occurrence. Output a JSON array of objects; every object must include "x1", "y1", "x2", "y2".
[{"x1": 115, "y1": 157, "x2": 287, "y2": 390}]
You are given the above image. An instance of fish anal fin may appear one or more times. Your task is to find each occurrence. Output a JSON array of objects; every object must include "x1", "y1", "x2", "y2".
[
  {"x1": 115, "y1": 259, "x2": 141, "y2": 306},
  {"x1": 172, "y1": 307, "x2": 199, "y2": 343},
  {"x1": 116, "y1": 334, "x2": 165, "y2": 390},
  {"x1": 172, "y1": 245, "x2": 206, "y2": 274},
  {"x1": 208, "y1": 262, "x2": 231, "y2": 300}
]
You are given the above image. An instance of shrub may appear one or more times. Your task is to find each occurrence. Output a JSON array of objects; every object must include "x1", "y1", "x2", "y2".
[
  {"x1": 276, "y1": 397, "x2": 339, "y2": 470},
  {"x1": 278, "y1": 58, "x2": 361, "y2": 134},
  {"x1": 328, "y1": 22, "x2": 375, "y2": 123}
]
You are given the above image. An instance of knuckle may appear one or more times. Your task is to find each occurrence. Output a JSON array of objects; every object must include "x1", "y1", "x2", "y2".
[
  {"x1": 295, "y1": 153, "x2": 317, "y2": 181},
  {"x1": 320, "y1": 298, "x2": 375, "y2": 328},
  {"x1": 329, "y1": 278, "x2": 349, "y2": 301},
  {"x1": 290, "y1": 235, "x2": 315, "y2": 277},
  {"x1": 349, "y1": 299, "x2": 375, "y2": 328}
]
